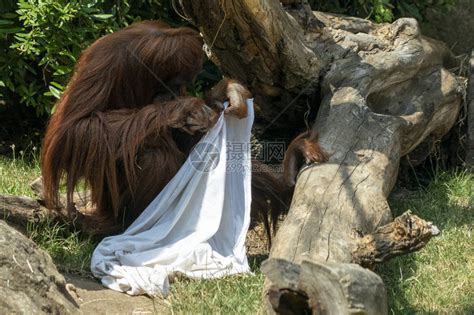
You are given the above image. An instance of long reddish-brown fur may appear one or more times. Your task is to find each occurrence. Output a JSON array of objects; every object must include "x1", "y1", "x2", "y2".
[{"x1": 41, "y1": 21, "x2": 327, "y2": 238}]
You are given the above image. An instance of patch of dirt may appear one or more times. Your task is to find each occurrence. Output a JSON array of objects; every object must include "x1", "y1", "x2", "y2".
[
  {"x1": 246, "y1": 224, "x2": 270, "y2": 257},
  {"x1": 65, "y1": 274, "x2": 166, "y2": 314}
]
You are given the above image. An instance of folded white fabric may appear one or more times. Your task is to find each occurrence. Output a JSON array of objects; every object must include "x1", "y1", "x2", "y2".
[{"x1": 91, "y1": 100, "x2": 254, "y2": 296}]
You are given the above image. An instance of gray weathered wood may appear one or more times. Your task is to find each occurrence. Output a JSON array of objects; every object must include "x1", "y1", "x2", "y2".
[
  {"x1": 0, "y1": 192, "x2": 114, "y2": 236},
  {"x1": 181, "y1": 1, "x2": 462, "y2": 313},
  {"x1": 0, "y1": 194, "x2": 54, "y2": 224},
  {"x1": 30, "y1": 176, "x2": 44, "y2": 197},
  {"x1": 352, "y1": 211, "x2": 440, "y2": 268},
  {"x1": 262, "y1": 210, "x2": 440, "y2": 314},
  {"x1": 262, "y1": 258, "x2": 388, "y2": 315}
]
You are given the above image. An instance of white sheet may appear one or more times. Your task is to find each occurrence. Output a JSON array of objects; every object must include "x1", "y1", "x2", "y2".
[{"x1": 91, "y1": 100, "x2": 254, "y2": 296}]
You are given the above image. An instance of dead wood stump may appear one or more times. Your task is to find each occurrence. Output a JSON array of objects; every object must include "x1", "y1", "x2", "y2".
[{"x1": 181, "y1": 1, "x2": 463, "y2": 313}]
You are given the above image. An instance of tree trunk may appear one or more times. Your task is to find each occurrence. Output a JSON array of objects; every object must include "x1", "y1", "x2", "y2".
[{"x1": 181, "y1": 1, "x2": 463, "y2": 314}]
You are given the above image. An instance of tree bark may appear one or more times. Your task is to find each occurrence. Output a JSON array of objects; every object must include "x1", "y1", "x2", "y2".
[
  {"x1": 181, "y1": 0, "x2": 329, "y2": 132},
  {"x1": 0, "y1": 194, "x2": 55, "y2": 225},
  {"x1": 181, "y1": 1, "x2": 463, "y2": 314},
  {"x1": 1, "y1": 178, "x2": 112, "y2": 236}
]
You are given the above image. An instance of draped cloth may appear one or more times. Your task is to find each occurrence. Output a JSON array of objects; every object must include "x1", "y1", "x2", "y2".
[{"x1": 91, "y1": 100, "x2": 254, "y2": 296}]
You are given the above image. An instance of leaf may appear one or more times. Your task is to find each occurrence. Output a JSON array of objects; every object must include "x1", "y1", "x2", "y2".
[
  {"x1": 49, "y1": 81, "x2": 64, "y2": 90},
  {"x1": 58, "y1": 51, "x2": 77, "y2": 63},
  {"x1": 50, "y1": 104, "x2": 57, "y2": 114},
  {"x1": 0, "y1": 19, "x2": 15, "y2": 26},
  {"x1": 0, "y1": 27, "x2": 22, "y2": 34},
  {"x1": 0, "y1": 13, "x2": 18, "y2": 19},
  {"x1": 92, "y1": 14, "x2": 113, "y2": 20},
  {"x1": 47, "y1": 84, "x2": 62, "y2": 99},
  {"x1": 22, "y1": 63, "x2": 37, "y2": 75},
  {"x1": 52, "y1": 63, "x2": 73, "y2": 76}
]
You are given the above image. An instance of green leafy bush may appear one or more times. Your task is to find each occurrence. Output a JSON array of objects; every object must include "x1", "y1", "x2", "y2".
[{"x1": 0, "y1": 0, "x2": 176, "y2": 115}]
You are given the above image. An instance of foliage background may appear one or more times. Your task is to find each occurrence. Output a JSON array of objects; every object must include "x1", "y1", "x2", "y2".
[{"x1": 0, "y1": 0, "x2": 179, "y2": 116}]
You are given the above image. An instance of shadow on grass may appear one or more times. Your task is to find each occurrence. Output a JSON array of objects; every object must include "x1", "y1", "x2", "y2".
[
  {"x1": 248, "y1": 254, "x2": 269, "y2": 273},
  {"x1": 377, "y1": 171, "x2": 473, "y2": 314}
]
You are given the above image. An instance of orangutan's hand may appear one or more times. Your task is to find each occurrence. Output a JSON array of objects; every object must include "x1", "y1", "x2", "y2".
[{"x1": 207, "y1": 78, "x2": 251, "y2": 119}]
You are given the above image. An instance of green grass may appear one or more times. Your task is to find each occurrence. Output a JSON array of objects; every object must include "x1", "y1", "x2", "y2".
[
  {"x1": 0, "y1": 154, "x2": 95, "y2": 274},
  {"x1": 379, "y1": 171, "x2": 473, "y2": 314},
  {"x1": 0, "y1": 155, "x2": 472, "y2": 314},
  {"x1": 26, "y1": 220, "x2": 96, "y2": 274},
  {"x1": 167, "y1": 272, "x2": 265, "y2": 314},
  {"x1": 0, "y1": 153, "x2": 40, "y2": 197}
]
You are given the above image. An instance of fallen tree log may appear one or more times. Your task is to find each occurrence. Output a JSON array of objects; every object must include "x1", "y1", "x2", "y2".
[
  {"x1": 181, "y1": 1, "x2": 462, "y2": 313},
  {"x1": 0, "y1": 194, "x2": 55, "y2": 225},
  {"x1": 0, "y1": 183, "x2": 111, "y2": 236},
  {"x1": 262, "y1": 211, "x2": 440, "y2": 313},
  {"x1": 262, "y1": 259, "x2": 387, "y2": 314}
]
